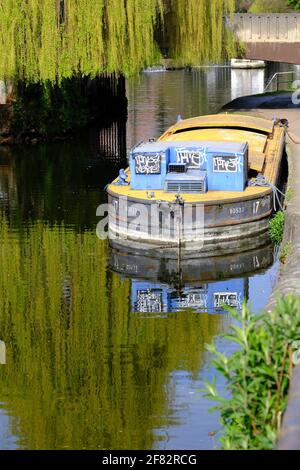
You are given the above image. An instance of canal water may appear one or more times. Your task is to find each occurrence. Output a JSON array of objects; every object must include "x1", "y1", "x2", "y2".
[{"x1": 0, "y1": 63, "x2": 295, "y2": 450}]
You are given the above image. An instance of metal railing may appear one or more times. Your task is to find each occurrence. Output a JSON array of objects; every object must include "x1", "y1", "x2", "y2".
[{"x1": 264, "y1": 71, "x2": 297, "y2": 93}]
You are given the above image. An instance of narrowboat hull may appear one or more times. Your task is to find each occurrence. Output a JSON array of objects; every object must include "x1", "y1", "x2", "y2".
[{"x1": 108, "y1": 189, "x2": 272, "y2": 258}]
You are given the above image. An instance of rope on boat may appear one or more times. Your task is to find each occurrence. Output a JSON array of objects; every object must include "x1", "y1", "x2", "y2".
[
  {"x1": 276, "y1": 118, "x2": 300, "y2": 144},
  {"x1": 248, "y1": 174, "x2": 286, "y2": 211}
]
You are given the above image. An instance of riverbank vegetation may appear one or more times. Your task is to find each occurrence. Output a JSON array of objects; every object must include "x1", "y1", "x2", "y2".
[
  {"x1": 269, "y1": 211, "x2": 285, "y2": 245},
  {"x1": 249, "y1": 1, "x2": 294, "y2": 12},
  {"x1": 204, "y1": 296, "x2": 300, "y2": 450},
  {"x1": 279, "y1": 241, "x2": 293, "y2": 263},
  {"x1": 236, "y1": 0, "x2": 298, "y2": 12},
  {"x1": 287, "y1": 0, "x2": 300, "y2": 9}
]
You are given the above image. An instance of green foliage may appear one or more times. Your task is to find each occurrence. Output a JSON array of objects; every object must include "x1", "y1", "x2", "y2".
[
  {"x1": 0, "y1": 0, "x2": 236, "y2": 83},
  {"x1": 166, "y1": 0, "x2": 236, "y2": 66},
  {"x1": 249, "y1": 0, "x2": 294, "y2": 12},
  {"x1": 235, "y1": 0, "x2": 253, "y2": 12},
  {"x1": 279, "y1": 241, "x2": 293, "y2": 263},
  {"x1": 286, "y1": 187, "x2": 295, "y2": 202},
  {"x1": 269, "y1": 211, "x2": 285, "y2": 245},
  {"x1": 288, "y1": 0, "x2": 300, "y2": 9},
  {"x1": 12, "y1": 81, "x2": 88, "y2": 137},
  {"x1": 204, "y1": 296, "x2": 300, "y2": 450}
]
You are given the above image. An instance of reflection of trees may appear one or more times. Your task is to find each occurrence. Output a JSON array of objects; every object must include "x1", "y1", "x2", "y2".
[{"x1": 0, "y1": 218, "x2": 223, "y2": 449}]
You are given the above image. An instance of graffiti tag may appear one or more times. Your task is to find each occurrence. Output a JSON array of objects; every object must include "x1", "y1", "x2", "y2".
[
  {"x1": 176, "y1": 148, "x2": 206, "y2": 168},
  {"x1": 213, "y1": 155, "x2": 242, "y2": 173},
  {"x1": 135, "y1": 154, "x2": 161, "y2": 174}
]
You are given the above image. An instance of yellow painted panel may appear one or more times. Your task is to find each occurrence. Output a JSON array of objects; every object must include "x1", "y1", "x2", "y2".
[{"x1": 249, "y1": 152, "x2": 266, "y2": 172}]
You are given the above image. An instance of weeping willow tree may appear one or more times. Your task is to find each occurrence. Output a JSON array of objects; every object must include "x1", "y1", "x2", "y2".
[
  {"x1": 0, "y1": 0, "x2": 235, "y2": 84},
  {"x1": 166, "y1": 0, "x2": 236, "y2": 65},
  {"x1": 0, "y1": 0, "x2": 163, "y2": 83}
]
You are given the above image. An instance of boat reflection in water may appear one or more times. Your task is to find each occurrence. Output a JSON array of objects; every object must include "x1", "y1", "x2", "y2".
[
  {"x1": 109, "y1": 239, "x2": 275, "y2": 315},
  {"x1": 130, "y1": 279, "x2": 245, "y2": 315}
]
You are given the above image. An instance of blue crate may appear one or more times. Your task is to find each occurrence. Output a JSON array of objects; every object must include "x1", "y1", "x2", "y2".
[
  {"x1": 130, "y1": 140, "x2": 248, "y2": 192},
  {"x1": 168, "y1": 141, "x2": 248, "y2": 191},
  {"x1": 205, "y1": 142, "x2": 248, "y2": 192},
  {"x1": 168, "y1": 144, "x2": 207, "y2": 170},
  {"x1": 130, "y1": 142, "x2": 170, "y2": 190}
]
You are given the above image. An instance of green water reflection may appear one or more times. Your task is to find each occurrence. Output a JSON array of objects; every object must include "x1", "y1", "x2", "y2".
[{"x1": 0, "y1": 218, "x2": 224, "y2": 449}]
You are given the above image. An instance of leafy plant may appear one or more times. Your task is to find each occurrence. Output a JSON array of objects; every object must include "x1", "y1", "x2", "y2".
[
  {"x1": 249, "y1": 0, "x2": 294, "y2": 12},
  {"x1": 288, "y1": 0, "x2": 300, "y2": 10},
  {"x1": 235, "y1": 0, "x2": 253, "y2": 12},
  {"x1": 286, "y1": 188, "x2": 295, "y2": 202},
  {"x1": 269, "y1": 211, "x2": 285, "y2": 245},
  {"x1": 203, "y1": 296, "x2": 300, "y2": 450},
  {"x1": 279, "y1": 241, "x2": 293, "y2": 263},
  {"x1": 11, "y1": 76, "x2": 127, "y2": 139}
]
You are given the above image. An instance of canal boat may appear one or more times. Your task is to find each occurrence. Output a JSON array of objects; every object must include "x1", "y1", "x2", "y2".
[{"x1": 106, "y1": 113, "x2": 286, "y2": 258}]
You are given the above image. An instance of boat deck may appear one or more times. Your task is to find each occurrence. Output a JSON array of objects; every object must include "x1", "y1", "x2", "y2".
[{"x1": 108, "y1": 181, "x2": 271, "y2": 204}]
